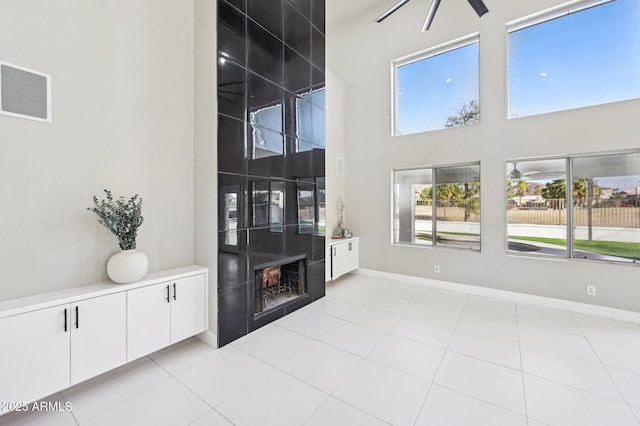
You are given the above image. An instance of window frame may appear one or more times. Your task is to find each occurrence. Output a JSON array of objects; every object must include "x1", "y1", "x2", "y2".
[
  {"x1": 506, "y1": 149, "x2": 640, "y2": 266},
  {"x1": 506, "y1": 0, "x2": 637, "y2": 119},
  {"x1": 392, "y1": 161, "x2": 481, "y2": 252},
  {"x1": 391, "y1": 33, "x2": 480, "y2": 137}
]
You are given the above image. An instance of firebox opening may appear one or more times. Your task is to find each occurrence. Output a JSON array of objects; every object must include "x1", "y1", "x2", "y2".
[{"x1": 254, "y1": 257, "x2": 307, "y2": 315}]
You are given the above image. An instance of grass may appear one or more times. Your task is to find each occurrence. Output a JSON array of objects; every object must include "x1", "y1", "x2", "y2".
[{"x1": 511, "y1": 236, "x2": 640, "y2": 260}]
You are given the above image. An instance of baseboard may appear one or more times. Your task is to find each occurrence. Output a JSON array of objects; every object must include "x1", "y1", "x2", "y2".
[
  {"x1": 196, "y1": 330, "x2": 218, "y2": 349},
  {"x1": 354, "y1": 268, "x2": 640, "y2": 325}
]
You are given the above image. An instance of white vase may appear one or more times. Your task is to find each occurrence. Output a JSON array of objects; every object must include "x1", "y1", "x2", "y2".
[{"x1": 107, "y1": 249, "x2": 149, "y2": 284}]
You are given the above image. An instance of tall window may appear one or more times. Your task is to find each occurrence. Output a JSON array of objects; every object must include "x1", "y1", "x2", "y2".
[
  {"x1": 508, "y1": 0, "x2": 640, "y2": 118},
  {"x1": 506, "y1": 151, "x2": 640, "y2": 264},
  {"x1": 393, "y1": 36, "x2": 480, "y2": 136},
  {"x1": 394, "y1": 163, "x2": 481, "y2": 251},
  {"x1": 506, "y1": 158, "x2": 569, "y2": 257},
  {"x1": 572, "y1": 152, "x2": 640, "y2": 262}
]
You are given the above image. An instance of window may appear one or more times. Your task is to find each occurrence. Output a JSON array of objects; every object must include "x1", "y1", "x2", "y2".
[
  {"x1": 506, "y1": 158, "x2": 569, "y2": 257},
  {"x1": 393, "y1": 36, "x2": 480, "y2": 136},
  {"x1": 572, "y1": 152, "x2": 640, "y2": 263},
  {"x1": 394, "y1": 163, "x2": 481, "y2": 251},
  {"x1": 506, "y1": 151, "x2": 640, "y2": 264},
  {"x1": 508, "y1": 0, "x2": 640, "y2": 119}
]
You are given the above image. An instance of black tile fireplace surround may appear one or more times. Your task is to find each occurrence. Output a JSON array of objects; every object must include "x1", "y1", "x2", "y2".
[{"x1": 217, "y1": 0, "x2": 326, "y2": 347}]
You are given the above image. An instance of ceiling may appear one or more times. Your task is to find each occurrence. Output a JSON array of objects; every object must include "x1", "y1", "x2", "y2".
[{"x1": 326, "y1": 0, "x2": 392, "y2": 28}]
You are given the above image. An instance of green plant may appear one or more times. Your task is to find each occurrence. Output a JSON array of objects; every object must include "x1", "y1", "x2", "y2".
[{"x1": 88, "y1": 190, "x2": 144, "y2": 250}]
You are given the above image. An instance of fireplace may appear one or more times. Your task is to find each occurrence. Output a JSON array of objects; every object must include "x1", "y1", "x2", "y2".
[{"x1": 254, "y1": 256, "x2": 307, "y2": 315}]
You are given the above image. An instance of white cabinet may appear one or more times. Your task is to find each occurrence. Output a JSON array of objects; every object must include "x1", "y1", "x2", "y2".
[
  {"x1": 70, "y1": 293, "x2": 127, "y2": 385},
  {"x1": 0, "y1": 305, "x2": 70, "y2": 405},
  {"x1": 0, "y1": 292, "x2": 127, "y2": 404},
  {"x1": 0, "y1": 266, "x2": 208, "y2": 410},
  {"x1": 127, "y1": 274, "x2": 206, "y2": 361},
  {"x1": 326, "y1": 237, "x2": 359, "y2": 281},
  {"x1": 170, "y1": 274, "x2": 207, "y2": 343}
]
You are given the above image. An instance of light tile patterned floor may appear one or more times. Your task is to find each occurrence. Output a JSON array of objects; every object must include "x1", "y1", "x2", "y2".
[{"x1": 3, "y1": 274, "x2": 640, "y2": 426}]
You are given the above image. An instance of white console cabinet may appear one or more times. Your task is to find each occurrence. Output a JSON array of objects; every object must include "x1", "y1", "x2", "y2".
[
  {"x1": 326, "y1": 237, "x2": 359, "y2": 281},
  {"x1": 0, "y1": 266, "x2": 207, "y2": 409}
]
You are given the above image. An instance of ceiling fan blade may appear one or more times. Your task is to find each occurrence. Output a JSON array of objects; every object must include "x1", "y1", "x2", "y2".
[
  {"x1": 466, "y1": 0, "x2": 489, "y2": 17},
  {"x1": 422, "y1": 0, "x2": 442, "y2": 31},
  {"x1": 375, "y1": 0, "x2": 411, "y2": 23}
]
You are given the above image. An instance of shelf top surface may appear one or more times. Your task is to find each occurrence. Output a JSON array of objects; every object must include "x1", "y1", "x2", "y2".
[{"x1": 0, "y1": 265, "x2": 208, "y2": 319}]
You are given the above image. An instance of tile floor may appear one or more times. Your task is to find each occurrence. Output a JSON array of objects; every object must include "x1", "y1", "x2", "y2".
[{"x1": 3, "y1": 274, "x2": 640, "y2": 426}]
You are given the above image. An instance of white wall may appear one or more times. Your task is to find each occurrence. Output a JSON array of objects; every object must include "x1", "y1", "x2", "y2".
[
  {"x1": 325, "y1": 70, "x2": 347, "y2": 235},
  {"x1": 327, "y1": 0, "x2": 640, "y2": 312},
  {"x1": 194, "y1": 0, "x2": 218, "y2": 335},
  {"x1": 0, "y1": 0, "x2": 195, "y2": 300}
]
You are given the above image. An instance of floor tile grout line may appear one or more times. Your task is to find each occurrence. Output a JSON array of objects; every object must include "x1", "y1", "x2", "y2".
[
  {"x1": 329, "y1": 278, "x2": 440, "y2": 425},
  {"x1": 586, "y1": 335, "x2": 640, "y2": 352},
  {"x1": 523, "y1": 370, "x2": 634, "y2": 406},
  {"x1": 433, "y1": 383, "x2": 531, "y2": 420},
  {"x1": 518, "y1": 340, "x2": 601, "y2": 364},
  {"x1": 411, "y1": 292, "x2": 469, "y2": 425},
  {"x1": 180, "y1": 344, "x2": 274, "y2": 410},
  {"x1": 59, "y1": 391, "x2": 81, "y2": 426},
  {"x1": 186, "y1": 408, "x2": 234, "y2": 426},
  {"x1": 515, "y1": 303, "x2": 531, "y2": 425},
  {"x1": 324, "y1": 393, "x2": 394, "y2": 425},
  {"x1": 573, "y1": 311, "x2": 640, "y2": 423},
  {"x1": 147, "y1": 342, "x2": 221, "y2": 379},
  {"x1": 74, "y1": 374, "x2": 176, "y2": 424}
]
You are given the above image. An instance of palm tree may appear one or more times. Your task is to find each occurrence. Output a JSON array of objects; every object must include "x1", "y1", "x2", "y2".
[
  {"x1": 515, "y1": 180, "x2": 527, "y2": 206},
  {"x1": 541, "y1": 179, "x2": 567, "y2": 210}
]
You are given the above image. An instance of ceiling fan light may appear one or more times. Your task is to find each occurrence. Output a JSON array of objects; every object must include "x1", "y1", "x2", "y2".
[{"x1": 509, "y1": 164, "x2": 522, "y2": 180}]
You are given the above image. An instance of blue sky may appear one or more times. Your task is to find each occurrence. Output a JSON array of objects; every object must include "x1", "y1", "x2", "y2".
[
  {"x1": 396, "y1": 42, "x2": 479, "y2": 135},
  {"x1": 508, "y1": 0, "x2": 640, "y2": 118},
  {"x1": 396, "y1": 0, "x2": 640, "y2": 132}
]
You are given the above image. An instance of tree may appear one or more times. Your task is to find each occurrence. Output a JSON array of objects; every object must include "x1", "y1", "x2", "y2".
[
  {"x1": 462, "y1": 182, "x2": 480, "y2": 221},
  {"x1": 541, "y1": 178, "x2": 601, "y2": 209},
  {"x1": 611, "y1": 188, "x2": 626, "y2": 199},
  {"x1": 541, "y1": 179, "x2": 566, "y2": 210},
  {"x1": 515, "y1": 180, "x2": 527, "y2": 206},
  {"x1": 445, "y1": 100, "x2": 480, "y2": 128},
  {"x1": 506, "y1": 181, "x2": 516, "y2": 200},
  {"x1": 418, "y1": 186, "x2": 432, "y2": 203},
  {"x1": 436, "y1": 184, "x2": 464, "y2": 205}
]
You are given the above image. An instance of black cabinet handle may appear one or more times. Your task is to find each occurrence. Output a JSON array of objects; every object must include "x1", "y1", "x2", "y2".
[
  {"x1": 64, "y1": 308, "x2": 68, "y2": 332},
  {"x1": 75, "y1": 306, "x2": 79, "y2": 329},
  {"x1": 173, "y1": 283, "x2": 177, "y2": 300},
  {"x1": 166, "y1": 285, "x2": 170, "y2": 303}
]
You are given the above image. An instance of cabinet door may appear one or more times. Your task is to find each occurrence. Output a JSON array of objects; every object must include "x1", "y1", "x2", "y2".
[
  {"x1": 170, "y1": 274, "x2": 206, "y2": 344},
  {"x1": 71, "y1": 292, "x2": 127, "y2": 385},
  {"x1": 0, "y1": 305, "x2": 70, "y2": 404},
  {"x1": 325, "y1": 245, "x2": 333, "y2": 281},
  {"x1": 127, "y1": 283, "x2": 171, "y2": 361},
  {"x1": 333, "y1": 239, "x2": 359, "y2": 279}
]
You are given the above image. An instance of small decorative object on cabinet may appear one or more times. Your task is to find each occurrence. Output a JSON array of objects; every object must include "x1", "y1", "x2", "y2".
[
  {"x1": 88, "y1": 189, "x2": 148, "y2": 283},
  {"x1": 333, "y1": 197, "x2": 347, "y2": 238},
  {"x1": 326, "y1": 237, "x2": 359, "y2": 281}
]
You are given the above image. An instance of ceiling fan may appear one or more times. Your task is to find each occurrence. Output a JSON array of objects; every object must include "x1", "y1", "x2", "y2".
[
  {"x1": 508, "y1": 163, "x2": 565, "y2": 181},
  {"x1": 508, "y1": 163, "x2": 522, "y2": 180},
  {"x1": 375, "y1": 0, "x2": 489, "y2": 32}
]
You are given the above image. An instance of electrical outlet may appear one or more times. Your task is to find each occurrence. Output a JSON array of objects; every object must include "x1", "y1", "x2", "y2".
[
  {"x1": 586, "y1": 285, "x2": 596, "y2": 296},
  {"x1": 434, "y1": 265, "x2": 441, "y2": 273}
]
